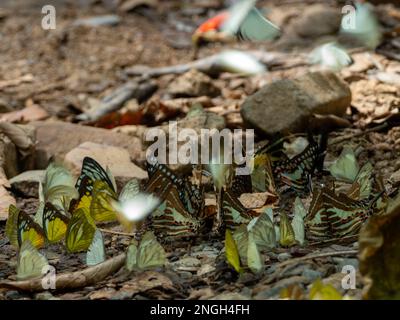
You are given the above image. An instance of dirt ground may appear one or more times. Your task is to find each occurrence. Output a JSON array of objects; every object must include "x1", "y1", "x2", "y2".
[{"x1": 0, "y1": 0, "x2": 400, "y2": 300}]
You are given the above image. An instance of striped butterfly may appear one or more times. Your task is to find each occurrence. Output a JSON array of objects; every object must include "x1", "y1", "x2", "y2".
[
  {"x1": 273, "y1": 136, "x2": 320, "y2": 193},
  {"x1": 42, "y1": 202, "x2": 70, "y2": 243},
  {"x1": 221, "y1": 188, "x2": 254, "y2": 231},
  {"x1": 145, "y1": 161, "x2": 204, "y2": 217},
  {"x1": 6, "y1": 206, "x2": 45, "y2": 249},
  {"x1": 305, "y1": 187, "x2": 372, "y2": 241},
  {"x1": 149, "y1": 181, "x2": 202, "y2": 240}
]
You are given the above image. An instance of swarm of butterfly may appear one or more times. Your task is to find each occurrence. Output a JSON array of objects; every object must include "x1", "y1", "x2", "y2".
[{"x1": 6, "y1": 128, "x2": 393, "y2": 280}]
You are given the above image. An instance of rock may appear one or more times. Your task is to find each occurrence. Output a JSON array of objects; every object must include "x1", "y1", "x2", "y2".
[
  {"x1": 277, "y1": 252, "x2": 292, "y2": 262},
  {"x1": 172, "y1": 256, "x2": 201, "y2": 273},
  {"x1": 64, "y1": 142, "x2": 147, "y2": 183},
  {"x1": 241, "y1": 71, "x2": 351, "y2": 136},
  {"x1": 301, "y1": 269, "x2": 323, "y2": 282},
  {"x1": 291, "y1": 5, "x2": 341, "y2": 38},
  {"x1": 8, "y1": 170, "x2": 45, "y2": 198},
  {"x1": 32, "y1": 121, "x2": 145, "y2": 169},
  {"x1": 197, "y1": 264, "x2": 216, "y2": 276},
  {"x1": 167, "y1": 69, "x2": 221, "y2": 98}
]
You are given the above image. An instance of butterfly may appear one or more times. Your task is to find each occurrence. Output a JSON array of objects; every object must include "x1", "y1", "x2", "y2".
[
  {"x1": 250, "y1": 153, "x2": 279, "y2": 201},
  {"x1": 305, "y1": 187, "x2": 372, "y2": 241},
  {"x1": 42, "y1": 202, "x2": 70, "y2": 243},
  {"x1": 279, "y1": 212, "x2": 296, "y2": 247},
  {"x1": 65, "y1": 207, "x2": 96, "y2": 253},
  {"x1": 221, "y1": 188, "x2": 255, "y2": 231},
  {"x1": 291, "y1": 197, "x2": 307, "y2": 245},
  {"x1": 225, "y1": 229, "x2": 242, "y2": 273},
  {"x1": 273, "y1": 136, "x2": 320, "y2": 193},
  {"x1": 145, "y1": 161, "x2": 204, "y2": 217},
  {"x1": 16, "y1": 240, "x2": 49, "y2": 281},
  {"x1": 150, "y1": 181, "x2": 202, "y2": 240},
  {"x1": 231, "y1": 209, "x2": 276, "y2": 270},
  {"x1": 41, "y1": 162, "x2": 78, "y2": 211},
  {"x1": 86, "y1": 229, "x2": 106, "y2": 266},
  {"x1": 6, "y1": 206, "x2": 45, "y2": 249},
  {"x1": 193, "y1": 0, "x2": 280, "y2": 44},
  {"x1": 309, "y1": 42, "x2": 352, "y2": 71},
  {"x1": 125, "y1": 231, "x2": 166, "y2": 271},
  {"x1": 90, "y1": 180, "x2": 118, "y2": 222},
  {"x1": 75, "y1": 157, "x2": 116, "y2": 195}
]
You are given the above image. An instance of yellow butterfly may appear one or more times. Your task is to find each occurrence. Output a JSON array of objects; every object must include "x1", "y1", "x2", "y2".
[
  {"x1": 279, "y1": 212, "x2": 296, "y2": 247},
  {"x1": 225, "y1": 229, "x2": 242, "y2": 273},
  {"x1": 42, "y1": 202, "x2": 70, "y2": 243},
  {"x1": 66, "y1": 207, "x2": 96, "y2": 253},
  {"x1": 126, "y1": 231, "x2": 166, "y2": 271},
  {"x1": 6, "y1": 205, "x2": 45, "y2": 249},
  {"x1": 90, "y1": 180, "x2": 118, "y2": 222},
  {"x1": 17, "y1": 240, "x2": 49, "y2": 281}
]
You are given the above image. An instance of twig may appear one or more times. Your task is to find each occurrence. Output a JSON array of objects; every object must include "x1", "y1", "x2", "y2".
[
  {"x1": 99, "y1": 228, "x2": 135, "y2": 237},
  {"x1": 330, "y1": 122, "x2": 389, "y2": 145},
  {"x1": 274, "y1": 249, "x2": 358, "y2": 270},
  {"x1": 0, "y1": 253, "x2": 126, "y2": 292},
  {"x1": 264, "y1": 249, "x2": 358, "y2": 285}
]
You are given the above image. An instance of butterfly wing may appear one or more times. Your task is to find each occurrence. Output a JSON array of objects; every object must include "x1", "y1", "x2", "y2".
[
  {"x1": 75, "y1": 157, "x2": 115, "y2": 194},
  {"x1": 5, "y1": 205, "x2": 19, "y2": 248},
  {"x1": 247, "y1": 208, "x2": 276, "y2": 250},
  {"x1": 225, "y1": 229, "x2": 242, "y2": 273},
  {"x1": 42, "y1": 202, "x2": 70, "y2": 243},
  {"x1": 119, "y1": 179, "x2": 140, "y2": 202},
  {"x1": 291, "y1": 197, "x2": 307, "y2": 245},
  {"x1": 66, "y1": 207, "x2": 96, "y2": 253},
  {"x1": 274, "y1": 138, "x2": 319, "y2": 193},
  {"x1": 279, "y1": 212, "x2": 296, "y2": 247},
  {"x1": 237, "y1": 7, "x2": 280, "y2": 41},
  {"x1": 17, "y1": 210, "x2": 45, "y2": 249},
  {"x1": 17, "y1": 240, "x2": 49, "y2": 281},
  {"x1": 90, "y1": 180, "x2": 118, "y2": 222},
  {"x1": 136, "y1": 231, "x2": 166, "y2": 271},
  {"x1": 221, "y1": 0, "x2": 257, "y2": 36},
  {"x1": 222, "y1": 189, "x2": 253, "y2": 230},
  {"x1": 247, "y1": 232, "x2": 263, "y2": 273},
  {"x1": 86, "y1": 229, "x2": 106, "y2": 266},
  {"x1": 151, "y1": 184, "x2": 201, "y2": 239}
]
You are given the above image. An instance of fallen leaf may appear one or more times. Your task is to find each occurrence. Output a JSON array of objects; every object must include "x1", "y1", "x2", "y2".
[{"x1": 359, "y1": 192, "x2": 400, "y2": 299}]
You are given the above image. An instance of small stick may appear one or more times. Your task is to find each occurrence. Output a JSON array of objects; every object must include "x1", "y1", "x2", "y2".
[
  {"x1": 99, "y1": 228, "x2": 135, "y2": 237},
  {"x1": 274, "y1": 249, "x2": 358, "y2": 270},
  {"x1": 264, "y1": 249, "x2": 358, "y2": 284}
]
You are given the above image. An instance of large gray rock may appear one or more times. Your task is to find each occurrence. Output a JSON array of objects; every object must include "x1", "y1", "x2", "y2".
[
  {"x1": 240, "y1": 71, "x2": 351, "y2": 136},
  {"x1": 32, "y1": 121, "x2": 145, "y2": 168}
]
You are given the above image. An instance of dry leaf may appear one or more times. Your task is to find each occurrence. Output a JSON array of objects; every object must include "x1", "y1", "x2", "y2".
[{"x1": 359, "y1": 193, "x2": 400, "y2": 299}]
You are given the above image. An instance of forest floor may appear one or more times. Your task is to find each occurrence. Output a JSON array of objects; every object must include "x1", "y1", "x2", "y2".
[{"x1": 0, "y1": 0, "x2": 400, "y2": 300}]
